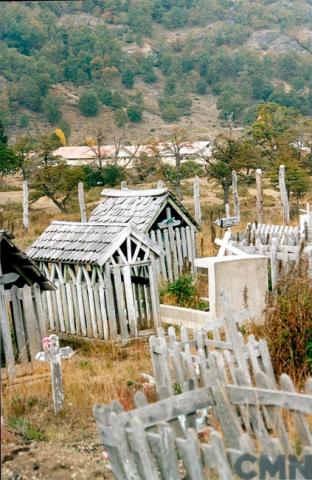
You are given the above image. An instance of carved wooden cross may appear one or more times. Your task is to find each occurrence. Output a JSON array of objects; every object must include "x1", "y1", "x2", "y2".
[
  {"x1": 36, "y1": 334, "x2": 74, "y2": 414},
  {"x1": 157, "y1": 207, "x2": 181, "y2": 230}
]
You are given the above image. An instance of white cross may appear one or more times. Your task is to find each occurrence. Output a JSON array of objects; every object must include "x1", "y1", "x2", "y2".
[{"x1": 36, "y1": 334, "x2": 74, "y2": 414}]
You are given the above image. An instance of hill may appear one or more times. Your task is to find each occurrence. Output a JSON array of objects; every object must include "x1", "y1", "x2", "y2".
[{"x1": 1, "y1": 0, "x2": 312, "y2": 144}]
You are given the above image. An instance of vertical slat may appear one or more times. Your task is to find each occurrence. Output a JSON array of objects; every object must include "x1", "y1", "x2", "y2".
[
  {"x1": 82, "y1": 284, "x2": 93, "y2": 337},
  {"x1": 51, "y1": 290, "x2": 60, "y2": 331},
  {"x1": 33, "y1": 284, "x2": 47, "y2": 337},
  {"x1": 93, "y1": 284, "x2": 103, "y2": 339},
  {"x1": 180, "y1": 226, "x2": 188, "y2": 260},
  {"x1": 22, "y1": 284, "x2": 42, "y2": 360},
  {"x1": 156, "y1": 229, "x2": 167, "y2": 282},
  {"x1": 122, "y1": 265, "x2": 137, "y2": 337},
  {"x1": 87, "y1": 286, "x2": 98, "y2": 338},
  {"x1": 113, "y1": 268, "x2": 128, "y2": 341},
  {"x1": 60, "y1": 284, "x2": 70, "y2": 333},
  {"x1": 45, "y1": 291, "x2": 55, "y2": 330},
  {"x1": 1, "y1": 287, "x2": 16, "y2": 377},
  {"x1": 71, "y1": 284, "x2": 81, "y2": 335},
  {"x1": 169, "y1": 226, "x2": 179, "y2": 280},
  {"x1": 99, "y1": 286, "x2": 109, "y2": 339},
  {"x1": 65, "y1": 283, "x2": 76, "y2": 334},
  {"x1": 11, "y1": 285, "x2": 28, "y2": 364},
  {"x1": 148, "y1": 259, "x2": 161, "y2": 331},
  {"x1": 175, "y1": 228, "x2": 183, "y2": 275},
  {"x1": 163, "y1": 229, "x2": 173, "y2": 282},
  {"x1": 76, "y1": 282, "x2": 87, "y2": 336},
  {"x1": 185, "y1": 226, "x2": 194, "y2": 273},
  {"x1": 55, "y1": 284, "x2": 66, "y2": 332},
  {"x1": 104, "y1": 265, "x2": 118, "y2": 338}
]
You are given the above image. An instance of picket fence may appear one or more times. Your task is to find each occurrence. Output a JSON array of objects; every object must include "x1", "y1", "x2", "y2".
[
  {"x1": 149, "y1": 226, "x2": 197, "y2": 283},
  {"x1": 94, "y1": 365, "x2": 312, "y2": 480},
  {"x1": 2, "y1": 284, "x2": 47, "y2": 371},
  {"x1": 94, "y1": 293, "x2": 312, "y2": 479}
]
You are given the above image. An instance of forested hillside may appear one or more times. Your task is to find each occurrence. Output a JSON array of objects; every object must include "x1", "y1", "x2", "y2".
[{"x1": 1, "y1": 0, "x2": 312, "y2": 143}]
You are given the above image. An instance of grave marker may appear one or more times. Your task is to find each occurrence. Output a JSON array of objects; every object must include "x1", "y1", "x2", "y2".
[{"x1": 36, "y1": 334, "x2": 74, "y2": 414}]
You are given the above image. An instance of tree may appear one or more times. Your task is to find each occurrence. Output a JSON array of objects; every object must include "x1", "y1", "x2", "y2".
[
  {"x1": 153, "y1": 128, "x2": 191, "y2": 200},
  {"x1": 205, "y1": 135, "x2": 260, "y2": 205},
  {"x1": 115, "y1": 109, "x2": 128, "y2": 128},
  {"x1": 43, "y1": 95, "x2": 62, "y2": 124},
  {"x1": 31, "y1": 160, "x2": 85, "y2": 212},
  {"x1": 0, "y1": 121, "x2": 20, "y2": 177},
  {"x1": 78, "y1": 91, "x2": 99, "y2": 116},
  {"x1": 127, "y1": 104, "x2": 143, "y2": 123},
  {"x1": 121, "y1": 69, "x2": 135, "y2": 88}
]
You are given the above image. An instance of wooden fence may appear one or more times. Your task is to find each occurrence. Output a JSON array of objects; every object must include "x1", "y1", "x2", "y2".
[
  {"x1": 41, "y1": 274, "x2": 157, "y2": 342},
  {"x1": 2, "y1": 284, "x2": 47, "y2": 371},
  {"x1": 94, "y1": 364, "x2": 312, "y2": 480},
  {"x1": 149, "y1": 226, "x2": 197, "y2": 283}
]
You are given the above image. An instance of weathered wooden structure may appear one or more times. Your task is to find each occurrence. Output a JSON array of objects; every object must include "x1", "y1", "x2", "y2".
[
  {"x1": 28, "y1": 221, "x2": 162, "y2": 342},
  {"x1": 94, "y1": 356, "x2": 312, "y2": 479},
  {"x1": 0, "y1": 230, "x2": 54, "y2": 377},
  {"x1": 89, "y1": 188, "x2": 199, "y2": 282},
  {"x1": 94, "y1": 293, "x2": 312, "y2": 479}
]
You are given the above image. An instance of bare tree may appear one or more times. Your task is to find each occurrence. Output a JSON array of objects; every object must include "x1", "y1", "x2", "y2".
[{"x1": 154, "y1": 127, "x2": 191, "y2": 200}]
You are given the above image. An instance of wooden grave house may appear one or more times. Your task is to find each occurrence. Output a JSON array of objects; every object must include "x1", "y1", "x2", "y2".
[
  {"x1": 27, "y1": 221, "x2": 162, "y2": 342},
  {"x1": 89, "y1": 188, "x2": 199, "y2": 282},
  {"x1": 0, "y1": 230, "x2": 54, "y2": 377}
]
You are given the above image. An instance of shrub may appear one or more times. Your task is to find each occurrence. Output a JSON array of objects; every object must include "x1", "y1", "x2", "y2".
[
  {"x1": 160, "y1": 274, "x2": 208, "y2": 310},
  {"x1": 251, "y1": 257, "x2": 312, "y2": 384},
  {"x1": 84, "y1": 164, "x2": 125, "y2": 188},
  {"x1": 78, "y1": 91, "x2": 99, "y2": 116},
  {"x1": 127, "y1": 104, "x2": 143, "y2": 122}
]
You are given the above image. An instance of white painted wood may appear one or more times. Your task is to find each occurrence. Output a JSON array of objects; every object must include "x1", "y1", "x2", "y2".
[
  {"x1": 65, "y1": 283, "x2": 76, "y2": 334},
  {"x1": 99, "y1": 285, "x2": 109, "y2": 339},
  {"x1": 232, "y1": 170, "x2": 240, "y2": 220},
  {"x1": 1, "y1": 283, "x2": 15, "y2": 378},
  {"x1": 193, "y1": 176, "x2": 201, "y2": 225},
  {"x1": 22, "y1": 180, "x2": 29, "y2": 231},
  {"x1": 279, "y1": 164, "x2": 290, "y2": 225},
  {"x1": 77, "y1": 181, "x2": 87, "y2": 223}
]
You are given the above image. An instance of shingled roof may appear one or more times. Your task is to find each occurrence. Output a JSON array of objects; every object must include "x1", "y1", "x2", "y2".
[
  {"x1": 27, "y1": 221, "x2": 161, "y2": 266},
  {"x1": 89, "y1": 188, "x2": 199, "y2": 231},
  {"x1": 0, "y1": 230, "x2": 54, "y2": 290}
]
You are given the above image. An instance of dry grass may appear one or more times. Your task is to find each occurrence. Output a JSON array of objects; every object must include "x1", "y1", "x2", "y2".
[{"x1": 2, "y1": 340, "x2": 154, "y2": 441}]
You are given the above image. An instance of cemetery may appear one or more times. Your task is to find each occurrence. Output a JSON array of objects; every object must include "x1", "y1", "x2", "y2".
[{"x1": 1, "y1": 165, "x2": 312, "y2": 480}]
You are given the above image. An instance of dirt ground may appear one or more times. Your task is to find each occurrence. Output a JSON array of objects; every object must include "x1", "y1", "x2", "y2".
[{"x1": 2, "y1": 428, "x2": 113, "y2": 480}]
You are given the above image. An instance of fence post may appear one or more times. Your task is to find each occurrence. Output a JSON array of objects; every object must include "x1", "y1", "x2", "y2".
[
  {"x1": 121, "y1": 181, "x2": 127, "y2": 190},
  {"x1": 232, "y1": 170, "x2": 240, "y2": 220},
  {"x1": 270, "y1": 237, "x2": 278, "y2": 289},
  {"x1": 255, "y1": 169, "x2": 263, "y2": 224},
  {"x1": 78, "y1": 182, "x2": 87, "y2": 223},
  {"x1": 23, "y1": 180, "x2": 29, "y2": 231},
  {"x1": 279, "y1": 165, "x2": 290, "y2": 225},
  {"x1": 193, "y1": 176, "x2": 201, "y2": 226},
  {"x1": 156, "y1": 180, "x2": 164, "y2": 188}
]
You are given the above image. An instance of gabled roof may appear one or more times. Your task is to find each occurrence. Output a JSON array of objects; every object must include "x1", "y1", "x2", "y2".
[
  {"x1": 27, "y1": 222, "x2": 162, "y2": 266},
  {"x1": 0, "y1": 230, "x2": 54, "y2": 290},
  {"x1": 89, "y1": 188, "x2": 199, "y2": 231}
]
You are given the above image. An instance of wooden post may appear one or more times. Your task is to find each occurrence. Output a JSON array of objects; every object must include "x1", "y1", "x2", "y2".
[
  {"x1": 78, "y1": 182, "x2": 87, "y2": 223},
  {"x1": 36, "y1": 334, "x2": 74, "y2": 414},
  {"x1": 23, "y1": 180, "x2": 29, "y2": 231},
  {"x1": 255, "y1": 168, "x2": 263, "y2": 224},
  {"x1": 225, "y1": 203, "x2": 230, "y2": 218},
  {"x1": 121, "y1": 181, "x2": 127, "y2": 190},
  {"x1": 231, "y1": 170, "x2": 240, "y2": 220},
  {"x1": 270, "y1": 237, "x2": 278, "y2": 289},
  {"x1": 279, "y1": 165, "x2": 290, "y2": 225},
  {"x1": 193, "y1": 176, "x2": 201, "y2": 226},
  {"x1": 0, "y1": 275, "x2": 15, "y2": 379},
  {"x1": 156, "y1": 180, "x2": 164, "y2": 188}
]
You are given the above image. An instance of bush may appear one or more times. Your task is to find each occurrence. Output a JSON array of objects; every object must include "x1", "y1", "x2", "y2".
[
  {"x1": 160, "y1": 275, "x2": 208, "y2": 310},
  {"x1": 127, "y1": 104, "x2": 143, "y2": 122},
  {"x1": 78, "y1": 91, "x2": 99, "y2": 116},
  {"x1": 84, "y1": 164, "x2": 125, "y2": 188},
  {"x1": 251, "y1": 257, "x2": 312, "y2": 384}
]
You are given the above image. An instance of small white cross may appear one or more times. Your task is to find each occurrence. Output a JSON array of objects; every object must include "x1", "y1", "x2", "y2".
[{"x1": 36, "y1": 334, "x2": 74, "y2": 414}]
